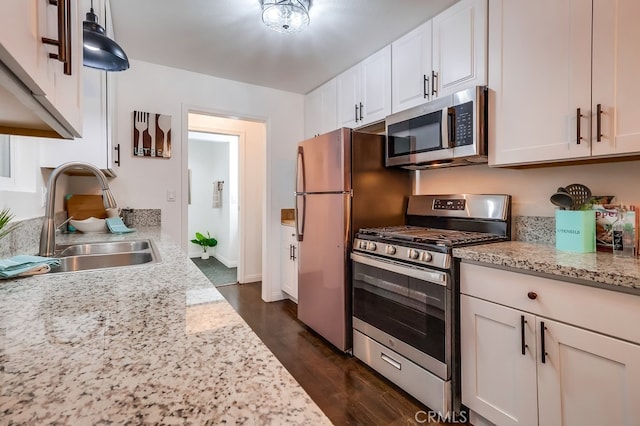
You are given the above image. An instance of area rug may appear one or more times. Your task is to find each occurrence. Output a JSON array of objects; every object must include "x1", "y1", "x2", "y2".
[{"x1": 190, "y1": 256, "x2": 237, "y2": 287}]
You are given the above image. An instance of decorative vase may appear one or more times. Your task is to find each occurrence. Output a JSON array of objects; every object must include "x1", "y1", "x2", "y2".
[{"x1": 201, "y1": 249, "x2": 209, "y2": 260}]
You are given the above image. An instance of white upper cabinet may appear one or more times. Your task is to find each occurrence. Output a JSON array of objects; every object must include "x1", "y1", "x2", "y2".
[
  {"x1": 391, "y1": 0, "x2": 487, "y2": 113},
  {"x1": 304, "y1": 78, "x2": 337, "y2": 139},
  {"x1": 490, "y1": 0, "x2": 640, "y2": 166},
  {"x1": 432, "y1": 0, "x2": 487, "y2": 98},
  {"x1": 391, "y1": 21, "x2": 433, "y2": 112},
  {"x1": 337, "y1": 45, "x2": 391, "y2": 128},
  {"x1": 0, "y1": 0, "x2": 82, "y2": 139},
  {"x1": 590, "y1": 0, "x2": 640, "y2": 158},
  {"x1": 39, "y1": 0, "x2": 116, "y2": 172}
]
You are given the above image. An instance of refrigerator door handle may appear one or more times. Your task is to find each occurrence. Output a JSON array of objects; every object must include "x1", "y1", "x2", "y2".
[
  {"x1": 296, "y1": 194, "x2": 306, "y2": 242},
  {"x1": 295, "y1": 146, "x2": 306, "y2": 242},
  {"x1": 296, "y1": 146, "x2": 306, "y2": 193}
]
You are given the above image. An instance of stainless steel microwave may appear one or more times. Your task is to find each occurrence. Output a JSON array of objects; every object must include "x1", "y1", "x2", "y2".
[{"x1": 385, "y1": 86, "x2": 488, "y2": 169}]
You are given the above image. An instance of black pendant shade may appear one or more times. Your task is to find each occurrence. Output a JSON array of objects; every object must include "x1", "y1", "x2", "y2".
[{"x1": 83, "y1": 10, "x2": 129, "y2": 71}]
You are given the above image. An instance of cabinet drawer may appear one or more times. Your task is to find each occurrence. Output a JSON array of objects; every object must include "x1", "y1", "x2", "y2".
[
  {"x1": 460, "y1": 262, "x2": 640, "y2": 344},
  {"x1": 353, "y1": 329, "x2": 450, "y2": 413}
]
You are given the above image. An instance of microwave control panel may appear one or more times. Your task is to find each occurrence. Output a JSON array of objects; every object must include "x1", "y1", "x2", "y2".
[{"x1": 453, "y1": 101, "x2": 474, "y2": 147}]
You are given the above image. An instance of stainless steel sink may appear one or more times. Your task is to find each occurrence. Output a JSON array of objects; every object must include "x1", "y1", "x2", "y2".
[
  {"x1": 51, "y1": 239, "x2": 160, "y2": 273},
  {"x1": 56, "y1": 240, "x2": 150, "y2": 256}
]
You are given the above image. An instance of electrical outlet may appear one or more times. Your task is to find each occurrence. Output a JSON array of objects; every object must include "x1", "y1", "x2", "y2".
[{"x1": 167, "y1": 189, "x2": 176, "y2": 202}]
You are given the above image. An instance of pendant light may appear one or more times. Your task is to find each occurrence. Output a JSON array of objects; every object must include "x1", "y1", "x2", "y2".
[
  {"x1": 83, "y1": 1, "x2": 129, "y2": 71},
  {"x1": 261, "y1": 0, "x2": 311, "y2": 34}
]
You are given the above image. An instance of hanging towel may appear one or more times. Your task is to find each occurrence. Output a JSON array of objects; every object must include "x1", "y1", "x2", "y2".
[
  {"x1": 0, "y1": 255, "x2": 60, "y2": 279},
  {"x1": 213, "y1": 181, "x2": 223, "y2": 208}
]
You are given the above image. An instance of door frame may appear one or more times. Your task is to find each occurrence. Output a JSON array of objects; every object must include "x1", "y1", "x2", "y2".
[{"x1": 181, "y1": 104, "x2": 268, "y2": 287}]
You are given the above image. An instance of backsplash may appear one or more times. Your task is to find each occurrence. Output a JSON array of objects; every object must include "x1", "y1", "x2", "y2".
[
  {"x1": 514, "y1": 216, "x2": 555, "y2": 245},
  {"x1": 0, "y1": 209, "x2": 161, "y2": 258}
]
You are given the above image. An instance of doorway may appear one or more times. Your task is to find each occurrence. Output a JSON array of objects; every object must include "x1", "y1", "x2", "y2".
[
  {"x1": 188, "y1": 131, "x2": 239, "y2": 286},
  {"x1": 185, "y1": 111, "x2": 266, "y2": 285}
]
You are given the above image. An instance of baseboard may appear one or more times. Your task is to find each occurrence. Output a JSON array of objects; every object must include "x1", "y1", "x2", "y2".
[
  {"x1": 240, "y1": 273, "x2": 261, "y2": 284},
  {"x1": 214, "y1": 254, "x2": 238, "y2": 268}
]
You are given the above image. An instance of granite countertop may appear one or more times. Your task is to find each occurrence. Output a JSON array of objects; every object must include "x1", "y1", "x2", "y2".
[
  {"x1": 454, "y1": 241, "x2": 640, "y2": 295},
  {"x1": 0, "y1": 227, "x2": 331, "y2": 424}
]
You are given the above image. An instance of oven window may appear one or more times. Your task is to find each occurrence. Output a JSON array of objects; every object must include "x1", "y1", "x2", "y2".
[
  {"x1": 352, "y1": 260, "x2": 446, "y2": 363},
  {"x1": 387, "y1": 110, "x2": 443, "y2": 157}
]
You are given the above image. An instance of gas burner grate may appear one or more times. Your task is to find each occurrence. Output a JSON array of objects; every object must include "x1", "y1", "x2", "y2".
[{"x1": 358, "y1": 225, "x2": 505, "y2": 247}]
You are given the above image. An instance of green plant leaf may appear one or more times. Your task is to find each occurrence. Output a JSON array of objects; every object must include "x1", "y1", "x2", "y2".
[{"x1": 0, "y1": 208, "x2": 20, "y2": 241}]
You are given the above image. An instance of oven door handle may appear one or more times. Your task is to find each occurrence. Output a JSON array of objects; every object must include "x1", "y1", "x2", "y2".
[{"x1": 351, "y1": 252, "x2": 447, "y2": 286}]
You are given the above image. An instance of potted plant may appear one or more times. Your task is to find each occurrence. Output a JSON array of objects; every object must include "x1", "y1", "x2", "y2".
[{"x1": 190, "y1": 231, "x2": 217, "y2": 259}]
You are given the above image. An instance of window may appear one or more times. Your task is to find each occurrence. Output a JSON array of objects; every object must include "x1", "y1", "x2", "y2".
[
  {"x1": 0, "y1": 135, "x2": 37, "y2": 192},
  {"x1": 0, "y1": 135, "x2": 12, "y2": 184}
]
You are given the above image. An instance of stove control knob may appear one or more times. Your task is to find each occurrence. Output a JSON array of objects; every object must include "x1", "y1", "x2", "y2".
[
  {"x1": 408, "y1": 249, "x2": 420, "y2": 260},
  {"x1": 367, "y1": 242, "x2": 377, "y2": 251},
  {"x1": 385, "y1": 245, "x2": 396, "y2": 255},
  {"x1": 358, "y1": 240, "x2": 367, "y2": 250},
  {"x1": 420, "y1": 252, "x2": 433, "y2": 262}
]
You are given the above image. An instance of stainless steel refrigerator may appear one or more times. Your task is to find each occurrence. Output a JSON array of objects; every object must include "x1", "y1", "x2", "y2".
[{"x1": 294, "y1": 128, "x2": 412, "y2": 351}]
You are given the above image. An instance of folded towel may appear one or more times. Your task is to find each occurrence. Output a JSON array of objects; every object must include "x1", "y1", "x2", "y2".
[
  {"x1": 105, "y1": 217, "x2": 136, "y2": 234},
  {"x1": 0, "y1": 255, "x2": 60, "y2": 279}
]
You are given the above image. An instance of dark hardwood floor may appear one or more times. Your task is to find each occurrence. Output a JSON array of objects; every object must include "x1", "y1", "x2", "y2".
[{"x1": 217, "y1": 282, "x2": 456, "y2": 425}]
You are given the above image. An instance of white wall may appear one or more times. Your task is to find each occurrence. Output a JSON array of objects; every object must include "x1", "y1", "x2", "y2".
[
  {"x1": 415, "y1": 159, "x2": 640, "y2": 215},
  {"x1": 107, "y1": 59, "x2": 302, "y2": 301}
]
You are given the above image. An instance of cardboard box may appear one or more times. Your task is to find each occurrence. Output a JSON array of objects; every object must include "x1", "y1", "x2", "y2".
[
  {"x1": 593, "y1": 205, "x2": 638, "y2": 255},
  {"x1": 555, "y1": 210, "x2": 596, "y2": 253}
]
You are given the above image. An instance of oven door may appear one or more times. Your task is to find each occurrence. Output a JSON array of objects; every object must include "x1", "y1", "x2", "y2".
[{"x1": 351, "y1": 252, "x2": 450, "y2": 379}]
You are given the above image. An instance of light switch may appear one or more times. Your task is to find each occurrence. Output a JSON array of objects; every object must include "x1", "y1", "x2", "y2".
[{"x1": 167, "y1": 189, "x2": 176, "y2": 202}]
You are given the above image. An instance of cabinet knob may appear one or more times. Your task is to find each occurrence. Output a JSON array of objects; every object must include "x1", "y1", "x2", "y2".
[{"x1": 527, "y1": 292, "x2": 538, "y2": 300}]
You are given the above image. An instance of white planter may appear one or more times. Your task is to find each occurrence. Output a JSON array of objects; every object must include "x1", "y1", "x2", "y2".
[{"x1": 201, "y1": 251, "x2": 209, "y2": 260}]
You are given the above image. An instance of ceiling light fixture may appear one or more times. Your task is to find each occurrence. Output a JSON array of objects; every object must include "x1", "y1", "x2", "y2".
[
  {"x1": 83, "y1": 0, "x2": 129, "y2": 71},
  {"x1": 261, "y1": 0, "x2": 311, "y2": 34}
]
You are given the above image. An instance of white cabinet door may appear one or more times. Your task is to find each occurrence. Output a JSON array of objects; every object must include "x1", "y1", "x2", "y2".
[
  {"x1": 39, "y1": 0, "x2": 114, "y2": 171},
  {"x1": 432, "y1": 0, "x2": 487, "y2": 98},
  {"x1": 590, "y1": 0, "x2": 640, "y2": 158},
  {"x1": 304, "y1": 85, "x2": 322, "y2": 139},
  {"x1": 280, "y1": 226, "x2": 298, "y2": 300},
  {"x1": 461, "y1": 295, "x2": 539, "y2": 426},
  {"x1": 336, "y1": 64, "x2": 360, "y2": 129},
  {"x1": 320, "y1": 78, "x2": 337, "y2": 135},
  {"x1": 391, "y1": 21, "x2": 432, "y2": 113},
  {"x1": 0, "y1": 0, "x2": 55, "y2": 99},
  {"x1": 360, "y1": 45, "x2": 391, "y2": 125},
  {"x1": 537, "y1": 318, "x2": 640, "y2": 426},
  {"x1": 0, "y1": 0, "x2": 82, "y2": 138},
  {"x1": 337, "y1": 46, "x2": 391, "y2": 128},
  {"x1": 304, "y1": 78, "x2": 337, "y2": 139},
  {"x1": 488, "y1": 0, "x2": 592, "y2": 166}
]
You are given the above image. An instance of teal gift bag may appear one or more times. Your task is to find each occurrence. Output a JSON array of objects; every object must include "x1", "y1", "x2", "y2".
[{"x1": 555, "y1": 210, "x2": 596, "y2": 253}]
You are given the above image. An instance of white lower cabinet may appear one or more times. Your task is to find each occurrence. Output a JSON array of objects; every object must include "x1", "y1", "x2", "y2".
[
  {"x1": 460, "y1": 263, "x2": 640, "y2": 426},
  {"x1": 280, "y1": 225, "x2": 298, "y2": 300}
]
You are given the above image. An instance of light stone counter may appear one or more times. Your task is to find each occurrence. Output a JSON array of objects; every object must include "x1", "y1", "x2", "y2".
[
  {"x1": 0, "y1": 227, "x2": 331, "y2": 425},
  {"x1": 454, "y1": 241, "x2": 640, "y2": 295}
]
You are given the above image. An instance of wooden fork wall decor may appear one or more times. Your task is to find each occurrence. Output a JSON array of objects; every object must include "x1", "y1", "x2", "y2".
[{"x1": 132, "y1": 110, "x2": 172, "y2": 158}]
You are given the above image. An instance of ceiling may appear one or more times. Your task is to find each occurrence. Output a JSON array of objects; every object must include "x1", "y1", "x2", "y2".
[{"x1": 108, "y1": 0, "x2": 459, "y2": 94}]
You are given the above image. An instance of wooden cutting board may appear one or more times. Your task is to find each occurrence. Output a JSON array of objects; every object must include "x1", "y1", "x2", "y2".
[{"x1": 65, "y1": 194, "x2": 107, "y2": 220}]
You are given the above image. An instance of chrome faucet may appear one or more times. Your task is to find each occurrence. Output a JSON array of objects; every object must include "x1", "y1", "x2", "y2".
[{"x1": 39, "y1": 162, "x2": 118, "y2": 257}]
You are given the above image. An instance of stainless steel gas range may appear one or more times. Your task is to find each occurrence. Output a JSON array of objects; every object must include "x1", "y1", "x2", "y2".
[{"x1": 350, "y1": 194, "x2": 511, "y2": 416}]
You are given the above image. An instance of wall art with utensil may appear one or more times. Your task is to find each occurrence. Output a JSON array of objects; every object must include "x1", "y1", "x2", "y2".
[{"x1": 132, "y1": 111, "x2": 172, "y2": 158}]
